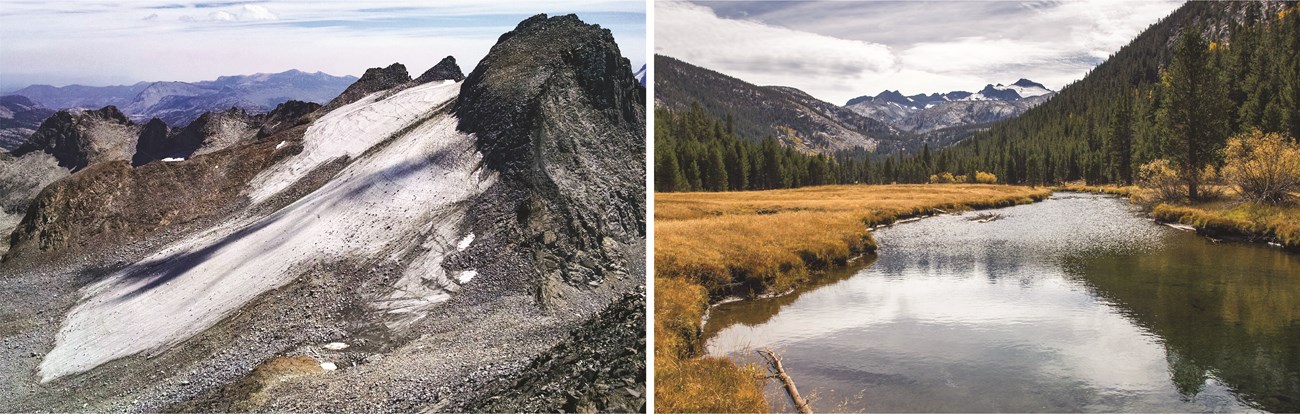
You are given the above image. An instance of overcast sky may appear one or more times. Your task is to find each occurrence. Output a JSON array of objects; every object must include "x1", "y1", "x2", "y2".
[
  {"x1": 656, "y1": 0, "x2": 1184, "y2": 104},
  {"x1": 0, "y1": 1, "x2": 645, "y2": 92}
]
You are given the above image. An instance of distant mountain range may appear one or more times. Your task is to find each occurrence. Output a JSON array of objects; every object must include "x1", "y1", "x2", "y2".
[
  {"x1": 635, "y1": 64, "x2": 647, "y2": 86},
  {"x1": 844, "y1": 79, "x2": 1055, "y2": 133},
  {"x1": 654, "y1": 54, "x2": 1058, "y2": 156},
  {"x1": 655, "y1": 54, "x2": 902, "y2": 154},
  {"x1": 6, "y1": 69, "x2": 357, "y2": 126},
  {"x1": 0, "y1": 95, "x2": 55, "y2": 151}
]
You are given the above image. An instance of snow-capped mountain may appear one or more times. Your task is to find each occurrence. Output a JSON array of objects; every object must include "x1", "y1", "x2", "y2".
[
  {"x1": 8, "y1": 70, "x2": 356, "y2": 126},
  {"x1": 635, "y1": 64, "x2": 646, "y2": 86},
  {"x1": 844, "y1": 79, "x2": 1056, "y2": 133}
]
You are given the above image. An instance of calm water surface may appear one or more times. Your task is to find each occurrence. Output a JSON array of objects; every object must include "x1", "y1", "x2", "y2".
[{"x1": 705, "y1": 193, "x2": 1300, "y2": 412}]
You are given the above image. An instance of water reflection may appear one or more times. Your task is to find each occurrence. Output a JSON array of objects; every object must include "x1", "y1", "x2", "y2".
[
  {"x1": 1067, "y1": 232, "x2": 1300, "y2": 411},
  {"x1": 704, "y1": 193, "x2": 1299, "y2": 412}
]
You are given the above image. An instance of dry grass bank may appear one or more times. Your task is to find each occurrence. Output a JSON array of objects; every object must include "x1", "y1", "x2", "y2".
[
  {"x1": 1055, "y1": 184, "x2": 1300, "y2": 250},
  {"x1": 1153, "y1": 202, "x2": 1300, "y2": 249},
  {"x1": 1054, "y1": 183, "x2": 1142, "y2": 199},
  {"x1": 653, "y1": 184, "x2": 1052, "y2": 413}
]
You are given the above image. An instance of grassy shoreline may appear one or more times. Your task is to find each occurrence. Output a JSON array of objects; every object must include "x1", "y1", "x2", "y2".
[
  {"x1": 654, "y1": 184, "x2": 1052, "y2": 413},
  {"x1": 1054, "y1": 184, "x2": 1300, "y2": 251}
]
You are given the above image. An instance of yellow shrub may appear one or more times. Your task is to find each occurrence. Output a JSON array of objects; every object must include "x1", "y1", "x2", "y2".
[
  {"x1": 974, "y1": 171, "x2": 998, "y2": 184},
  {"x1": 1139, "y1": 159, "x2": 1186, "y2": 202},
  {"x1": 929, "y1": 172, "x2": 956, "y2": 184},
  {"x1": 1222, "y1": 129, "x2": 1300, "y2": 204}
]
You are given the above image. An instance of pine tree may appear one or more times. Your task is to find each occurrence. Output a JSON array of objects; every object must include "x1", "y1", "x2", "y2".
[
  {"x1": 1157, "y1": 27, "x2": 1230, "y2": 199},
  {"x1": 1105, "y1": 92, "x2": 1135, "y2": 184}
]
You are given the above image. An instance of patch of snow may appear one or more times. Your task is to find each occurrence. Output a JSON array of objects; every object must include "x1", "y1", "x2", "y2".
[
  {"x1": 275, "y1": 140, "x2": 286, "y2": 150},
  {"x1": 246, "y1": 80, "x2": 461, "y2": 204},
  {"x1": 323, "y1": 342, "x2": 349, "y2": 350},
  {"x1": 457, "y1": 270, "x2": 477, "y2": 284},
  {"x1": 38, "y1": 87, "x2": 494, "y2": 382},
  {"x1": 456, "y1": 233, "x2": 474, "y2": 252},
  {"x1": 320, "y1": 362, "x2": 337, "y2": 371},
  {"x1": 162, "y1": 157, "x2": 185, "y2": 162},
  {"x1": 1001, "y1": 84, "x2": 1052, "y2": 98}
]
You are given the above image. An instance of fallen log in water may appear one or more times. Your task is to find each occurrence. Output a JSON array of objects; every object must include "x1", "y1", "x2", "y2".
[{"x1": 758, "y1": 349, "x2": 813, "y2": 414}]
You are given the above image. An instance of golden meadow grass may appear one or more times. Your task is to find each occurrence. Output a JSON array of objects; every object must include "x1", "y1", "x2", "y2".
[
  {"x1": 653, "y1": 184, "x2": 1052, "y2": 413},
  {"x1": 1057, "y1": 183, "x2": 1300, "y2": 250}
]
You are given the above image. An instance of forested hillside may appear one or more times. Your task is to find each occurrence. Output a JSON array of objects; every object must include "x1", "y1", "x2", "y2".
[
  {"x1": 931, "y1": 1, "x2": 1298, "y2": 186},
  {"x1": 654, "y1": 55, "x2": 903, "y2": 154},
  {"x1": 654, "y1": 104, "x2": 983, "y2": 192},
  {"x1": 654, "y1": 1, "x2": 1298, "y2": 192}
]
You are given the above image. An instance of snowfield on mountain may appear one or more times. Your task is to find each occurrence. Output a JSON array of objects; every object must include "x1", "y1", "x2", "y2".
[{"x1": 39, "y1": 79, "x2": 493, "y2": 382}]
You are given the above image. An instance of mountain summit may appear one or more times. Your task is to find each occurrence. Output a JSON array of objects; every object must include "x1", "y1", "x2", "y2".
[
  {"x1": 457, "y1": 13, "x2": 645, "y2": 294},
  {"x1": 844, "y1": 79, "x2": 1056, "y2": 134},
  {"x1": 415, "y1": 55, "x2": 466, "y2": 84}
]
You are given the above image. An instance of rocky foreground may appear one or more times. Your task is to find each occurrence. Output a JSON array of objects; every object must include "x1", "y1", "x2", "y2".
[{"x1": 0, "y1": 13, "x2": 644, "y2": 413}]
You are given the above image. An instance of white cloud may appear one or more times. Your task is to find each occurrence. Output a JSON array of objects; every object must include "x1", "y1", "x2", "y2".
[
  {"x1": 0, "y1": 1, "x2": 644, "y2": 90},
  {"x1": 660, "y1": 0, "x2": 1183, "y2": 103},
  {"x1": 208, "y1": 10, "x2": 236, "y2": 21},
  {"x1": 239, "y1": 4, "x2": 279, "y2": 21},
  {"x1": 656, "y1": 0, "x2": 898, "y2": 103},
  {"x1": 200, "y1": 4, "x2": 278, "y2": 22}
]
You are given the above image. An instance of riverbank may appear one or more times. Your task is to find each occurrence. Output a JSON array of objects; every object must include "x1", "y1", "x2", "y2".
[
  {"x1": 654, "y1": 184, "x2": 1052, "y2": 412},
  {"x1": 1054, "y1": 184, "x2": 1300, "y2": 251}
]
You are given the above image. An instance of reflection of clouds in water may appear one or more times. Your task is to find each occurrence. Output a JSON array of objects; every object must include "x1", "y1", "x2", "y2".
[{"x1": 706, "y1": 193, "x2": 1250, "y2": 412}]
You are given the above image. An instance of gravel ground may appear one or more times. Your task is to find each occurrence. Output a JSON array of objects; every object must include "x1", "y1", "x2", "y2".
[{"x1": 0, "y1": 219, "x2": 645, "y2": 413}]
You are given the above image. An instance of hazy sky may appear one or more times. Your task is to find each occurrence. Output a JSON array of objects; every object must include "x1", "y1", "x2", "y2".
[
  {"x1": 656, "y1": 0, "x2": 1184, "y2": 104},
  {"x1": 0, "y1": 1, "x2": 646, "y2": 92}
]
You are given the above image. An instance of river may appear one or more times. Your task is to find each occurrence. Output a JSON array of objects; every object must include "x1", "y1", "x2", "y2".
[{"x1": 704, "y1": 193, "x2": 1299, "y2": 412}]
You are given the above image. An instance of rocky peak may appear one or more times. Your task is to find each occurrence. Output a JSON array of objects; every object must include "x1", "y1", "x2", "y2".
[
  {"x1": 455, "y1": 13, "x2": 645, "y2": 294},
  {"x1": 415, "y1": 56, "x2": 466, "y2": 84},
  {"x1": 1012, "y1": 78, "x2": 1046, "y2": 89},
  {"x1": 320, "y1": 63, "x2": 412, "y2": 112},
  {"x1": 257, "y1": 99, "x2": 320, "y2": 138},
  {"x1": 457, "y1": 13, "x2": 642, "y2": 169},
  {"x1": 82, "y1": 106, "x2": 132, "y2": 124},
  {"x1": 978, "y1": 84, "x2": 1022, "y2": 101},
  {"x1": 875, "y1": 90, "x2": 912, "y2": 105},
  {"x1": 11, "y1": 105, "x2": 139, "y2": 171},
  {"x1": 171, "y1": 107, "x2": 260, "y2": 158},
  {"x1": 131, "y1": 118, "x2": 171, "y2": 166}
]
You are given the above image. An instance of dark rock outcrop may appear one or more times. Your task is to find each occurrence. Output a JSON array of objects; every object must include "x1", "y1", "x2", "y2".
[
  {"x1": 169, "y1": 107, "x2": 260, "y2": 158},
  {"x1": 414, "y1": 56, "x2": 466, "y2": 84},
  {"x1": 464, "y1": 289, "x2": 646, "y2": 412},
  {"x1": 320, "y1": 63, "x2": 412, "y2": 113},
  {"x1": 5, "y1": 129, "x2": 302, "y2": 261},
  {"x1": 256, "y1": 100, "x2": 319, "y2": 138},
  {"x1": 131, "y1": 118, "x2": 171, "y2": 166},
  {"x1": 11, "y1": 106, "x2": 139, "y2": 171},
  {"x1": 456, "y1": 13, "x2": 645, "y2": 296},
  {"x1": 977, "y1": 84, "x2": 1023, "y2": 101}
]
